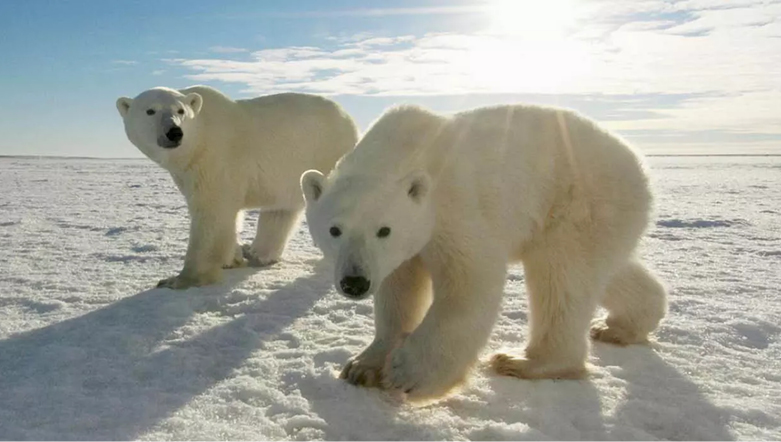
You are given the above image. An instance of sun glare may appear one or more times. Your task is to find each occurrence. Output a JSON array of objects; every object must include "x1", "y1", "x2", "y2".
[
  {"x1": 455, "y1": 0, "x2": 588, "y2": 94},
  {"x1": 486, "y1": 0, "x2": 577, "y2": 41}
]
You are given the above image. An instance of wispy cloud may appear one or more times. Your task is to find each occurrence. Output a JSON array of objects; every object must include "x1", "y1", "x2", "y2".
[
  {"x1": 167, "y1": 0, "x2": 780, "y2": 139},
  {"x1": 111, "y1": 60, "x2": 138, "y2": 66},
  {"x1": 172, "y1": 34, "x2": 594, "y2": 96},
  {"x1": 209, "y1": 46, "x2": 249, "y2": 54},
  {"x1": 152, "y1": 69, "x2": 166, "y2": 76}
]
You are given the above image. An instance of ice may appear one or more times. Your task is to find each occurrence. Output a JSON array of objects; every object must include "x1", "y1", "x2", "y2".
[{"x1": 0, "y1": 155, "x2": 778, "y2": 440}]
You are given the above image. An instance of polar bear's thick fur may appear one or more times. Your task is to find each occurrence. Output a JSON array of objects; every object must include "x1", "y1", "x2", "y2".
[
  {"x1": 117, "y1": 86, "x2": 358, "y2": 289},
  {"x1": 301, "y1": 104, "x2": 667, "y2": 400}
]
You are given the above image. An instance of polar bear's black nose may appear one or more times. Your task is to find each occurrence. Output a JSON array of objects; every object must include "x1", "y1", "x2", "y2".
[
  {"x1": 340, "y1": 276, "x2": 370, "y2": 298},
  {"x1": 166, "y1": 126, "x2": 183, "y2": 142}
]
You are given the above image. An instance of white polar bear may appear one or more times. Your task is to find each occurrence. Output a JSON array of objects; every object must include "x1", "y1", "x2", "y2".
[
  {"x1": 301, "y1": 104, "x2": 668, "y2": 400},
  {"x1": 117, "y1": 86, "x2": 358, "y2": 289}
]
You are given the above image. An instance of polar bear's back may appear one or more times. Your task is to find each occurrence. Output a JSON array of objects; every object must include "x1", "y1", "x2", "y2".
[
  {"x1": 342, "y1": 103, "x2": 648, "y2": 198},
  {"x1": 232, "y1": 92, "x2": 359, "y2": 195},
  {"x1": 328, "y1": 102, "x2": 653, "y2": 264},
  {"x1": 237, "y1": 92, "x2": 342, "y2": 115},
  {"x1": 177, "y1": 85, "x2": 358, "y2": 209},
  {"x1": 452, "y1": 104, "x2": 643, "y2": 169},
  {"x1": 442, "y1": 104, "x2": 653, "y2": 252},
  {"x1": 178, "y1": 86, "x2": 356, "y2": 147},
  {"x1": 447, "y1": 104, "x2": 649, "y2": 196}
]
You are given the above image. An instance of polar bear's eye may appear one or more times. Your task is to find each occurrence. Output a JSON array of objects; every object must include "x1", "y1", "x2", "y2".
[
  {"x1": 329, "y1": 226, "x2": 342, "y2": 237},
  {"x1": 146, "y1": 109, "x2": 156, "y2": 116},
  {"x1": 177, "y1": 109, "x2": 185, "y2": 115},
  {"x1": 377, "y1": 227, "x2": 391, "y2": 238}
]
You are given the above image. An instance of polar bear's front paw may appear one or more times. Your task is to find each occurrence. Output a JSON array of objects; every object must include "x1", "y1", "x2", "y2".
[
  {"x1": 383, "y1": 344, "x2": 426, "y2": 394},
  {"x1": 241, "y1": 244, "x2": 279, "y2": 268},
  {"x1": 590, "y1": 317, "x2": 648, "y2": 346},
  {"x1": 490, "y1": 353, "x2": 586, "y2": 380},
  {"x1": 157, "y1": 275, "x2": 195, "y2": 290},
  {"x1": 340, "y1": 357, "x2": 384, "y2": 388},
  {"x1": 382, "y1": 337, "x2": 462, "y2": 399},
  {"x1": 156, "y1": 271, "x2": 219, "y2": 290}
]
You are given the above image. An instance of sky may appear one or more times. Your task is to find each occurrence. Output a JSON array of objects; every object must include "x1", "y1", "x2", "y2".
[{"x1": 0, "y1": 0, "x2": 779, "y2": 158}]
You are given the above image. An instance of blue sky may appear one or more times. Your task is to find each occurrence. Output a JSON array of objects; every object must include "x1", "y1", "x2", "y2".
[{"x1": 0, "y1": 0, "x2": 779, "y2": 157}]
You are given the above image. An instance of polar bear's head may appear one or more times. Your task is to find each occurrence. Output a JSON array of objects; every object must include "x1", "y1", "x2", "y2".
[
  {"x1": 116, "y1": 87, "x2": 203, "y2": 165},
  {"x1": 301, "y1": 170, "x2": 435, "y2": 299}
]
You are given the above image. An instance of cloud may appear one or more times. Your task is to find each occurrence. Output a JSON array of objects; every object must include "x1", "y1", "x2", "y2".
[
  {"x1": 112, "y1": 60, "x2": 138, "y2": 66},
  {"x1": 166, "y1": 0, "x2": 780, "y2": 139},
  {"x1": 152, "y1": 70, "x2": 166, "y2": 76},
  {"x1": 171, "y1": 33, "x2": 594, "y2": 96},
  {"x1": 605, "y1": 90, "x2": 781, "y2": 134},
  {"x1": 172, "y1": 18, "x2": 779, "y2": 97},
  {"x1": 209, "y1": 46, "x2": 248, "y2": 54},
  {"x1": 171, "y1": 0, "x2": 780, "y2": 95}
]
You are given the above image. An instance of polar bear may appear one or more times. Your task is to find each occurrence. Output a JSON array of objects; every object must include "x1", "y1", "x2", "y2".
[
  {"x1": 301, "y1": 104, "x2": 667, "y2": 400},
  {"x1": 117, "y1": 86, "x2": 358, "y2": 289}
]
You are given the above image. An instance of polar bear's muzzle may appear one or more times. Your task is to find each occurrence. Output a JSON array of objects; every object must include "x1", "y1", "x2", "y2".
[
  {"x1": 335, "y1": 239, "x2": 375, "y2": 299},
  {"x1": 157, "y1": 126, "x2": 183, "y2": 149},
  {"x1": 156, "y1": 112, "x2": 184, "y2": 149},
  {"x1": 339, "y1": 274, "x2": 371, "y2": 299},
  {"x1": 336, "y1": 259, "x2": 373, "y2": 299},
  {"x1": 166, "y1": 126, "x2": 183, "y2": 143}
]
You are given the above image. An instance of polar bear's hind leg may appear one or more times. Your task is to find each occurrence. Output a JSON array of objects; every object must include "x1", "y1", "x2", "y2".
[
  {"x1": 590, "y1": 259, "x2": 667, "y2": 345},
  {"x1": 492, "y1": 218, "x2": 615, "y2": 380}
]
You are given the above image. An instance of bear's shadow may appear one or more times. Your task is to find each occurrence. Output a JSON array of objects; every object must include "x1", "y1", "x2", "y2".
[
  {"x1": 290, "y1": 359, "x2": 608, "y2": 440},
  {"x1": 0, "y1": 262, "x2": 331, "y2": 440},
  {"x1": 291, "y1": 340, "x2": 734, "y2": 440},
  {"x1": 591, "y1": 342, "x2": 734, "y2": 440}
]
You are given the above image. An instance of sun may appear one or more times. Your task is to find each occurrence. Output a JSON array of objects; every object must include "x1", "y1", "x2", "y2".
[
  {"x1": 485, "y1": 0, "x2": 577, "y2": 41},
  {"x1": 456, "y1": 0, "x2": 590, "y2": 94}
]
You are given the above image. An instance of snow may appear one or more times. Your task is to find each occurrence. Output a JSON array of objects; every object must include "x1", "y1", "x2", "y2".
[{"x1": 0, "y1": 155, "x2": 779, "y2": 440}]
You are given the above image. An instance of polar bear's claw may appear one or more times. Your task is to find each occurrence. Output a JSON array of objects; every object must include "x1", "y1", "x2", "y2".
[
  {"x1": 340, "y1": 358, "x2": 383, "y2": 388},
  {"x1": 156, "y1": 271, "x2": 219, "y2": 290},
  {"x1": 156, "y1": 275, "x2": 195, "y2": 290}
]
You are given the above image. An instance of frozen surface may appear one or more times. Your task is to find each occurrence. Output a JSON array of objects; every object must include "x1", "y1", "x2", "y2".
[{"x1": 0, "y1": 156, "x2": 779, "y2": 440}]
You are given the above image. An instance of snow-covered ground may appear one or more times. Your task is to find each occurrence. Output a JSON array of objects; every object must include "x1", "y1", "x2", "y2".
[{"x1": 0, "y1": 156, "x2": 779, "y2": 440}]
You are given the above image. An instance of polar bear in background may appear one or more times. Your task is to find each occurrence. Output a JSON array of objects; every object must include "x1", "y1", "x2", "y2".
[
  {"x1": 117, "y1": 86, "x2": 358, "y2": 289},
  {"x1": 301, "y1": 104, "x2": 668, "y2": 400}
]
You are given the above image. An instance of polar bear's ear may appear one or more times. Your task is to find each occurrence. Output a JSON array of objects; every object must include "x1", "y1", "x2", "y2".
[
  {"x1": 301, "y1": 169, "x2": 326, "y2": 203},
  {"x1": 405, "y1": 171, "x2": 431, "y2": 204},
  {"x1": 185, "y1": 93, "x2": 203, "y2": 116},
  {"x1": 116, "y1": 97, "x2": 133, "y2": 118}
]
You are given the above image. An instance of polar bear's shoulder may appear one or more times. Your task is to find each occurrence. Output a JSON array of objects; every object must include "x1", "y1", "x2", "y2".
[
  {"x1": 372, "y1": 105, "x2": 447, "y2": 135},
  {"x1": 178, "y1": 85, "x2": 233, "y2": 104},
  {"x1": 236, "y1": 92, "x2": 342, "y2": 114},
  {"x1": 362, "y1": 105, "x2": 448, "y2": 152},
  {"x1": 334, "y1": 105, "x2": 450, "y2": 179}
]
